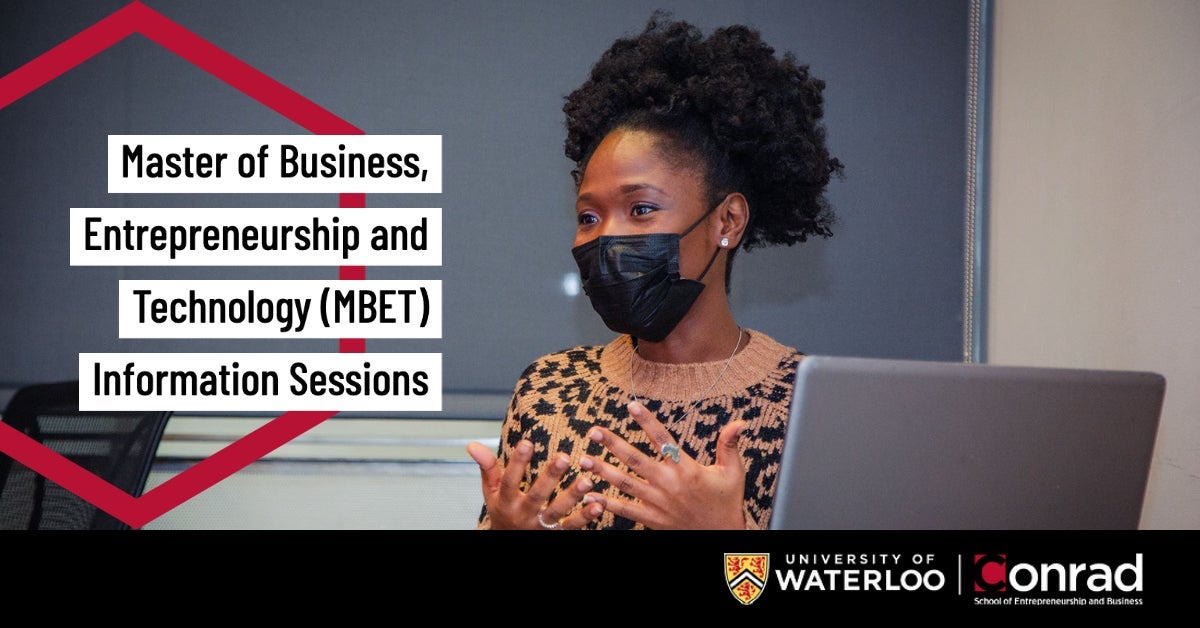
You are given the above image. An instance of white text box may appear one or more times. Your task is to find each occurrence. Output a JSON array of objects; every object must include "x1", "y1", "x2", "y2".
[
  {"x1": 109, "y1": 135, "x2": 441, "y2": 193},
  {"x1": 70, "y1": 207, "x2": 440, "y2": 266},
  {"x1": 80, "y1": 353, "x2": 442, "y2": 412},
  {"x1": 117, "y1": 280, "x2": 441, "y2": 339}
]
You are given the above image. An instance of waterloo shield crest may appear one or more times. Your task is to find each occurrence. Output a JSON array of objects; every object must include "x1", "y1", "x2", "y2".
[{"x1": 725, "y1": 553, "x2": 769, "y2": 605}]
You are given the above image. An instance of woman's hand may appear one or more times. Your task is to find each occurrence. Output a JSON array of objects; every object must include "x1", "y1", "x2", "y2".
[
  {"x1": 580, "y1": 400, "x2": 748, "y2": 529},
  {"x1": 466, "y1": 439, "x2": 604, "y2": 530}
]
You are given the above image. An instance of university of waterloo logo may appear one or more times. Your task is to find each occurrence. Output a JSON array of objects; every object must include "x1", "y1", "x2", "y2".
[{"x1": 725, "y1": 553, "x2": 770, "y2": 605}]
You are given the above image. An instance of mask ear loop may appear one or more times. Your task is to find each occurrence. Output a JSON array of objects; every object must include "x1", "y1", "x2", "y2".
[
  {"x1": 679, "y1": 201, "x2": 719, "y2": 238},
  {"x1": 694, "y1": 240, "x2": 723, "y2": 283},
  {"x1": 679, "y1": 200, "x2": 726, "y2": 283}
]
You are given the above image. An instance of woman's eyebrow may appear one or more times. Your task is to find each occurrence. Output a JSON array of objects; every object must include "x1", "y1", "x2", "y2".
[
  {"x1": 577, "y1": 183, "x2": 671, "y2": 204},
  {"x1": 619, "y1": 183, "x2": 669, "y2": 196}
]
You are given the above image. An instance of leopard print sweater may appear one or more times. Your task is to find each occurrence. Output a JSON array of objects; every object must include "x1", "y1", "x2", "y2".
[{"x1": 477, "y1": 329, "x2": 801, "y2": 530}]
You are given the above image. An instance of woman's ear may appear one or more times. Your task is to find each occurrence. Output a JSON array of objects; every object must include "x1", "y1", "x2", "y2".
[{"x1": 714, "y1": 193, "x2": 750, "y2": 248}]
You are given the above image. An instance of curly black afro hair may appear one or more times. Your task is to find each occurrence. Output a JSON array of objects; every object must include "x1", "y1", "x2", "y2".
[{"x1": 564, "y1": 12, "x2": 842, "y2": 256}]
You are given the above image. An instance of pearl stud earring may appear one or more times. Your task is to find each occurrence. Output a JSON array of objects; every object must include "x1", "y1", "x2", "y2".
[{"x1": 719, "y1": 237, "x2": 730, "y2": 247}]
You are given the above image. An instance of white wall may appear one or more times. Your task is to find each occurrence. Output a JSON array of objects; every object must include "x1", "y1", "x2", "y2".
[{"x1": 988, "y1": 0, "x2": 1200, "y2": 528}]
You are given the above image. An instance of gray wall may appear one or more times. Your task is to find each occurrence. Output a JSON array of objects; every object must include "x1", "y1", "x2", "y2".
[{"x1": 0, "y1": 1, "x2": 970, "y2": 414}]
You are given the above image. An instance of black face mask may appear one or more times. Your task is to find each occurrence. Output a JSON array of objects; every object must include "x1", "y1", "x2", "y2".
[{"x1": 571, "y1": 205, "x2": 722, "y2": 342}]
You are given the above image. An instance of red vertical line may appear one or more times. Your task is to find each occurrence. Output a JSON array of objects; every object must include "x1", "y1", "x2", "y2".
[{"x1": 338, "y1": 193, "x2": 367, "y2": 352}]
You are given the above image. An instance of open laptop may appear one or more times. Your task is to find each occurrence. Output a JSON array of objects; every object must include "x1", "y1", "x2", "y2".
[{"x1": 768, "y1": 356, "x2": 1165, "y2": 530}]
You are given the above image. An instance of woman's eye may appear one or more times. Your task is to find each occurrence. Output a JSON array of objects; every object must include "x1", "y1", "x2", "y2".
[
  {"x1": 631, "y1": 203, "x2": 658, "y2": 217},
  {"x1": 577, "y1": 213, "x2": 599, "y2": 226}
]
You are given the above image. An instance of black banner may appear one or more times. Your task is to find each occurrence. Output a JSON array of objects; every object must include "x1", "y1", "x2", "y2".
[{"x1": 3, "y1": 530, "x2": 1195, "y2": 614}]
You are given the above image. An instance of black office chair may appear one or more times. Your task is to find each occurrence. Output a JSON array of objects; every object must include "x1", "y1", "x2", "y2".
[{"x1": 0, "y1": 381, "x2": 172, "y2": 530}]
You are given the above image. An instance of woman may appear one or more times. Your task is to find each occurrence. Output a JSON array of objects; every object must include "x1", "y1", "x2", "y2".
[{"x1": 467, "y1": 14, "x2": 841, "y2": 530}]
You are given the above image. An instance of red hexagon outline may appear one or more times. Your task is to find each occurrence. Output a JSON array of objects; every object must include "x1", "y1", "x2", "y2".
[{"x1": 0, "y1": 1, "x2": 382, "y2": 528}]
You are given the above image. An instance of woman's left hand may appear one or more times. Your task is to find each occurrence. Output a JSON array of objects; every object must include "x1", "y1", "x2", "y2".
[{"x1": 580, "y1": 400, "x2": 748, "y2": 529}]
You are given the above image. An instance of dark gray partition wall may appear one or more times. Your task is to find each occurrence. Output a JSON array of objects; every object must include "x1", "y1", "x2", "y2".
[{"x1": 0, "y1": 1, "x2": 974, "y2": 413}]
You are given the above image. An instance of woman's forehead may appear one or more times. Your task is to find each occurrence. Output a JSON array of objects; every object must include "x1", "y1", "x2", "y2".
[{"x1": 578, "y1": 129, "x2": 704, "y2": 199}]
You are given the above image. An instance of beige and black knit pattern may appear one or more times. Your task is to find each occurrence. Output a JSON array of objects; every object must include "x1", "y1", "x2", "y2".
[{"x1": 478, "y1": 329, "x2": 801, "y2": 530}]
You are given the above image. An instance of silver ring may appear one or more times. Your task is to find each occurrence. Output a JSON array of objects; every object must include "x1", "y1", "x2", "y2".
[
  {"x1": 660, "y1": 443, "x2": 681, "y2": 464},
  {"x1": 537, "y1": 509, "x2": 562, "y2": 530}
]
